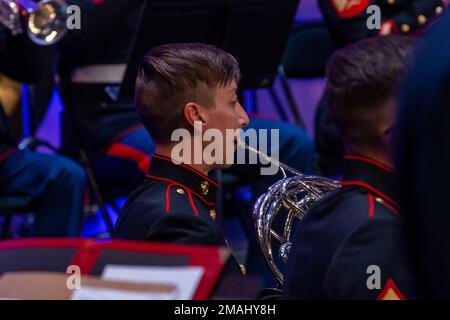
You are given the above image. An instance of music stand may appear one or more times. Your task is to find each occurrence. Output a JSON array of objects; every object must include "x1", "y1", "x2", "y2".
[
  {"x1": 118, "y1": 0, "x2": 300, "y2": 102},
  {"x1": 0, "y1": 238, "x2": 231, "y2": 299}
]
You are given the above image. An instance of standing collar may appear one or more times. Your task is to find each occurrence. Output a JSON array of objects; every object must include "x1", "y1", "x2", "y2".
[
  {"x1": 147, "y1": 154, "x2": 219, "y2": 205},
  {"x1": 340, "y1": 155, "x2": 398, "y2": 208}
]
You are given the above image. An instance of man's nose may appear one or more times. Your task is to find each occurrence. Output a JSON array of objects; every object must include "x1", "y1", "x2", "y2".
[{"x1": 238, "y1": 103, "x2": 249, "y2": 127}]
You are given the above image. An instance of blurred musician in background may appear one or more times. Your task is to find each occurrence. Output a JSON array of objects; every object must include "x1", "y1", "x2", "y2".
[
  {"x1": 319, "y1": 0, "x2": 449, "y2": 47},
  {"x1": 284, "y1": 35, "x2": 417, "y2": 299},
  {"x1": 396, "y1": 9, "x2": 450, "y2": 299},
  {"x1": 315, "y1": 0, "x2": 449, "y2": 178},
  {"x1": 0, "y1": 24, "x2": 86, "y2": 237}
]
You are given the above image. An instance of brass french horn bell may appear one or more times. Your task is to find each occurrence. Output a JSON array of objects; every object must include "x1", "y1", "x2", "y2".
[
  {"x1": 0, "y1": 0, "x2": 68, "y2": 45},
  {"x1": 238, "y1": 141, "x2": 340, "y2": 285}
]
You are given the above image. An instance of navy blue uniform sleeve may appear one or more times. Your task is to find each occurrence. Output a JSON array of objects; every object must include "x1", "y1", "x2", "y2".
[
  {"x1": 146, "y1": 211, "x2": 227, "y2": 247},
  {"x1": 323, "y1": 218, "x2": 418, "y2": 299},
  {"x1": 318, "y1": 0, "x2": 372, "y2": 47},
  {"x1": 318, "y1": 0, "x2": 447, "y2": 47},
  {"x1": 396, "y1": 9, "x2": 450, "y2": 297}
]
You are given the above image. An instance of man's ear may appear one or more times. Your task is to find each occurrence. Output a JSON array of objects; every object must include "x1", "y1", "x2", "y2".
[{"x1": 183, "y1": 102, "x2": 209, "y2": 128}]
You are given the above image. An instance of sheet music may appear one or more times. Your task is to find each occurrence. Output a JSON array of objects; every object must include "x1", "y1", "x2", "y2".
[
  {"x1": 101, "y1": 265, "x2": 205, "y2": 300},
  {"x1": 70, "y1": 287, "x2": 176, "y2": 300}
]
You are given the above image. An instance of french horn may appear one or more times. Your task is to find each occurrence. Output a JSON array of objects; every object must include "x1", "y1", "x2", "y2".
[
  {"x1": 0, "y1": 0, "x2": 68, "y2": 45},
  {"x1": 239, "y1": 141, "x2": 340, "y2": 285}
]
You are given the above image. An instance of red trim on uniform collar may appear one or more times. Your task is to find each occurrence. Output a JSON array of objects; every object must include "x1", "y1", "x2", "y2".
[
  {"x1": 344, "y1": 155, "x2": 394, "y2": 174},
  {"x1": 340, "y1": 181, "x2": 399, "y2": 209},
  {"x1": 147, "y1": 175, "x2": 215, "y2": 206},
  {"x1": 152, "y1": 154, "x2": 220, "y2": 188}
]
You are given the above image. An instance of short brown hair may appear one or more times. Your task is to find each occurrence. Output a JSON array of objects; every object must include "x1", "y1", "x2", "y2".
[
  {"x1": 325, "y1": 35, "x2": 415, "y2": 151},
  {"x1": 135, "y1": 43, "x2": 241, "y2": 144}
]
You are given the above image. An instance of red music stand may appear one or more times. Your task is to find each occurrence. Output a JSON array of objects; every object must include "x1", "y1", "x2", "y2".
[{"x1": 0, "y1": 238, "x2": 230, "y2": 299}]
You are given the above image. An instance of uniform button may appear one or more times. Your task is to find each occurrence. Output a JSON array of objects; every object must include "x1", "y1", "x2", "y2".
[
  {"x1": 239, "y1": 264, "x2": 246, "y2": 275},
  {"x1": 436, "y1": 6, "x2": 444, "y2": 15},
  {"x1": 200, "y1": 181, "x2": 209, "y2": 195},
  {"x1": 209, "y1": 209, "x2": 216, "y2": 220},
  {"x1": 401, "y1": 24, "x2": 411, "y2": 33},
  {"x1": 375, "y1": 197, "x2": 385, "y2": 204},
  {"x1": 418, "y1": 15, "x2": 427, "y2": 26},
  {"x1": 176, "y1": 188, "x2": 185, "y2": 195}
]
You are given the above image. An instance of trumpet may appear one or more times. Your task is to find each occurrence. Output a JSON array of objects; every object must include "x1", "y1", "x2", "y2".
[
  {"x1": 238, "y1": 141, "x2": 340, "y2": 285},
  {"x1": 0, "y1": 0, "x2": 67, "y2": 45}
]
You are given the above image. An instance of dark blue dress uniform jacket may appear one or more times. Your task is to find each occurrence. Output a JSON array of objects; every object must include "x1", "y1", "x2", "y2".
[
  {"x1": 396, "y1": 9, "x2": 450, "y2": 298},
  {"x1": 113, "y1": 154, "x2": 226, "y2": 246},
  {"x1": 314, "y1": 1, "x2": 449, "y2": 177},
  {"x1": 319, "y1": 0, "x2": 448, "y2": 47},
  {"x1": 284, "y1": 156, "x2": 417, "y2": 299}
]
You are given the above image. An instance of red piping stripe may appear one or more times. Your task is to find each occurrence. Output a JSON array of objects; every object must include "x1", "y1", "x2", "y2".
[
  {"x1": 340, "y1": 181, "x2": 398, "y2": 208},
  {"x1": 152, "y1": 154, "x2": 220, "y2": 188},
  {"x1": 165, "y1": 183, "x2": 177, "y2": 213},
  {"x1": 187, "y1": 191, "x2": 199, "y2": 216},
  {"x1": 367, "y1": 194, "x2": 375, "y2": 219},
  {"x1": 147, "y1": 175, "x2": 215, "y2": 206},
  {"x1": 344, "y1": 155, "x2": 394, "y2": 174},
  {"x1": 380, "y1": 200, "x2": 401, "y2": 217},
  {"x1": 105, "y1": 143, "x2": 150, "y2": 174}
]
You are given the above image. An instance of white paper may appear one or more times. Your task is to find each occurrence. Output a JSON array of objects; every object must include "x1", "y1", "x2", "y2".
[
  {"x1": 70, "y1": 287, "x2": 176, "y2": 300},
  {"x1": 101, "y1": 265, "x2": 204, "y2": 300}
]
